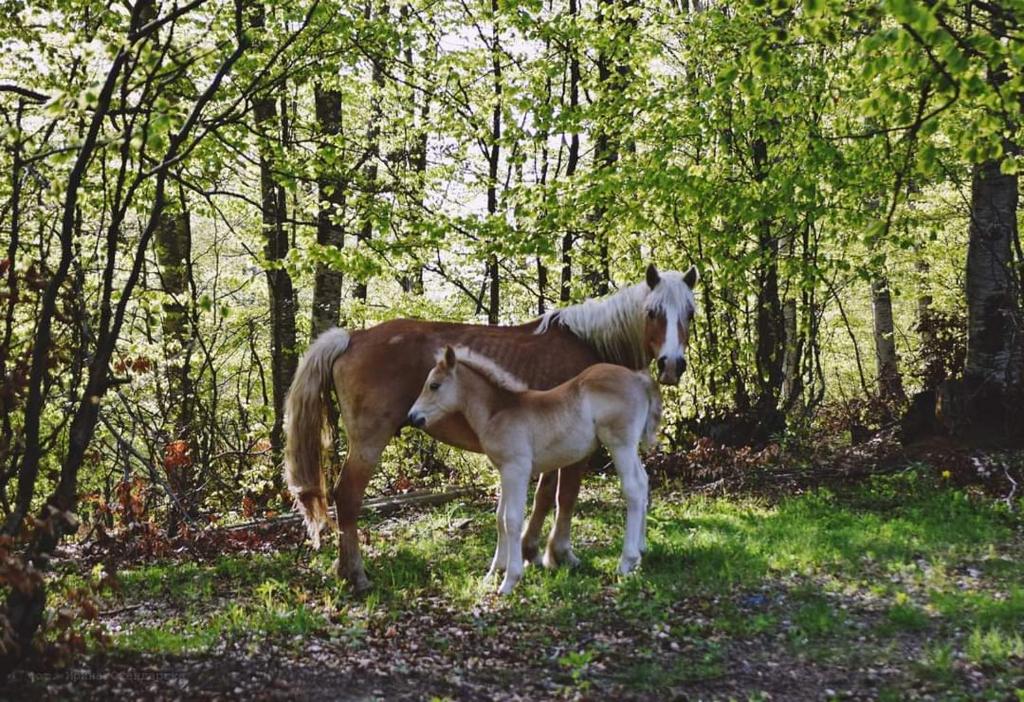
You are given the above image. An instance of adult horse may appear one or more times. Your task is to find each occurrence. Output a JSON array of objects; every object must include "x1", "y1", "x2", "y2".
[{"x1": 284, "y1": 264, "x2": 698, "y2": 592}]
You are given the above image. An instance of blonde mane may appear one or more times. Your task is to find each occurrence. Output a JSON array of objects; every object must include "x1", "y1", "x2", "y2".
[
  {"x1": 441, "y1": 345, "x2": 528, "y2": 393},
  {"x1": 535, "y1": 272, "x2": 697, "y2": 369}
]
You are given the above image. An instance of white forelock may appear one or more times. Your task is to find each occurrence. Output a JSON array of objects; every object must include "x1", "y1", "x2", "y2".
[
  {"x1": 438, "y1": 345, "x2": 529, "y2": 393},
  {"x1": 534, "y1": 271, "x2": 697, "y2": 368}
]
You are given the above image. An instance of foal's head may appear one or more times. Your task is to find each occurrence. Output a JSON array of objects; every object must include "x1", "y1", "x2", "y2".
[
  {"x1": 407, "y1": 346, "x2": 463, "y2": 429},
  {"x1": 643, "y1": 264, "x2": 699, "y2": 385}
]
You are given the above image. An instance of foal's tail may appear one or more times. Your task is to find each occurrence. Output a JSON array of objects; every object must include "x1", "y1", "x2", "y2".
[
  {"x1": 639, "y1": 372, "x2": 663, "y2": 452},
  {"x1": 283, "y1": 327, "x2": 351, "y2": 548}
]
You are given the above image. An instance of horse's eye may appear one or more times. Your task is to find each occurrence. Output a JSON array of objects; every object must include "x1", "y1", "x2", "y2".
[
  {"x1": 647, "y1": 309, "x2": 657, "y2": 320},
  {"x1": 429, "y1": 382, "x2": 440, "y2": 391}
]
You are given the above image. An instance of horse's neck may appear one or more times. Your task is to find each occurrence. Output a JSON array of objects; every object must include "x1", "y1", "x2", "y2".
[
  {"x1": 457, "y1": 366, "x2": 515, "y2": 435},
  {"x1": 550, "y1": 285, "x2": 650, "y2": 369}
]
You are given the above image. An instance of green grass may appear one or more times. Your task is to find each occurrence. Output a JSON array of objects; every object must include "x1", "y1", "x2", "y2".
[{"x1": 87, "y1": 469, "x2": 1024, "y2": 698}]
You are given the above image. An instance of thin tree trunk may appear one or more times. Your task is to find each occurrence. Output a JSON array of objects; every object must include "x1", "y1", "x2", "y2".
[
  {"x1": 400, "y1": 2, "x2": 426, "y2": 295},
  {"x1": 586, "y1": 0, "x2": 634, "y2": 296},
  {"x1": 355, "y1": 0, "x2": 387, "y2": 303},
  {"x1": 559, "y1": 0, "x2": 581, "y2": 305},
  {"x1": 752, "y1": 138, "x2": 785, "y2": 414},
  {"x1": 155, "y1": 201, "x2": 194, "y2": 533},
  {"x1": 254, "y1": 86, "x2": 298, "y2": 468},
  {"x1": 312, "y1": 86, "x2": 346, "y2": 337},
  {"x1": 781, "y1": 225, "x2": 801, "y2": 408},
  {"x1": 485, "y1": 0, "x2": 502, "y2": 324}
]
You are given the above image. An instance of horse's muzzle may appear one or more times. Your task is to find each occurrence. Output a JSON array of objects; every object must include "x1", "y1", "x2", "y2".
[
  {"x1": 657, "y1": 355, "x2": 686, "y2": 385},
  {"x1": 407, "y1": 412, "x2": 426, "y2": 429}
]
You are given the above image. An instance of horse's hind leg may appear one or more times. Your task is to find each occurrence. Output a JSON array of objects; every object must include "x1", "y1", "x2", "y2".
[
  {"x1": 543, "y1": 462, "x2": 584, "y2": 570},
  {"x1": 521, "y1": 472, "x2": 556, "y2": 565},
  {"x1": 487, "y1": 489, "x2": 508, "y2": 579},
  {"x1": 332, "y1": 440, "x2": 387, "y2": 593}
]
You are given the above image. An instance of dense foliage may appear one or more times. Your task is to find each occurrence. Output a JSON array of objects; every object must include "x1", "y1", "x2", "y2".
[{"x1": 0, "y1": 0, "x2": 1021, "y2": 676}]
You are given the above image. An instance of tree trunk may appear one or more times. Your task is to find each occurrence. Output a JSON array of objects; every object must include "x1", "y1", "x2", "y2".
[
  {"x1": 485, "y1": 0, "x2": 502, "y2": 324},
  {"x1": 586, "y1": 0, "x2": 634, "y2": 296},
  {"x1": 355, "y1": 0, "x2": 387, "y2": 303},
  {"x1": 559, "y1": 0, "x2": 581, "y2": 305},
  {"x1": 752, "y1": 138, "x2": 785, "y2": 416},
  {"x1": 312, "y1": 86, "x2": 346, "y2": 337},
  {"x1": 871, "y1": 275, "x2": 906, "y2": 402},
  {"x1": 254, "y1": 91, "x2": 298, "y2": 468},
  {"x1": 155, "y1": 202, "x2": 195, "y2": 533},
  {"x1": 780, "y1": 225, "x2": 801, "y2": 409},
  {"x1": 966, "y1": 158, "x2": 1023, "y2": 387}
]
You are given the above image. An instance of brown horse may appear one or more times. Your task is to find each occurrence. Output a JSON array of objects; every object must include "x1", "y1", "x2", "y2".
[{"x1": 284, "y1": 264, "x2": 698, "y2": 592}]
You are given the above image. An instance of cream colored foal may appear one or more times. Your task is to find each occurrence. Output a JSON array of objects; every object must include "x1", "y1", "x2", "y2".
[{"x1": 407, "y1": 345, "x2": 661, "y2": 595}]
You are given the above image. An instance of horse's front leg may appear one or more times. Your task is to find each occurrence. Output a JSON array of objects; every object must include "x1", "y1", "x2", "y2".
[
  {"x1": 542, "y1": 461, "x2": 585, "y2": 569},
  {"x1": 487, "y1": 489, "x2": 507, "y2": 580},
  {"x1": 610, "y1": 447, "x2": 645, "y2": 575},
  {"x1": 498, "y1": 464, "x2": 531, "y2": 595}
]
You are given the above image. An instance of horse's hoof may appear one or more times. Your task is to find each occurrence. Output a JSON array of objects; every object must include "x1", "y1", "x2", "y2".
[
  {"x1": 522, "y1": 541, "x2": 540, "y2": 564},
  {"x1": 617, "y1": 555, "x2": 640, "y2": 575},
  {"x1": 497, "y1": 579, "x2": 517, "y2": 596},
  {"x1": 350, "y1": 575, "x2": 373, "y2": 595},
  {"x1": 543, "y1": 547, "x2": 581, "y2": 570},
  {"x1": 333, "y1": 558, "x2": 372, "y2": 594}
]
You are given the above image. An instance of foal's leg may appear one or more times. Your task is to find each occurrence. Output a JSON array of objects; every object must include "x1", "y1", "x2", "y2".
[
  {"x1": 638, "y1": 464, "x2": 650, "y2": 554},
  {"x1": 332, "y1": 440, "x2": 387, "y2": 593},
  {"x1": 498, "y1": 464, "x2": 531, "y2": 595},
  {"x1": 521, "y1": 471, "x2": 556, "y2": 565},
  {"x1": 543, "y1": 462, "x2": 585, "y2": 570},
  {"x1": 487, "y1": 489, "x2": 508, "y2": 579},
  {"x1": 609, "y1": 446, "x2": 645, "y2": 574}
]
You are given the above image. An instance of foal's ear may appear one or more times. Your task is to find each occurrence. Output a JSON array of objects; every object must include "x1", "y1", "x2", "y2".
[
  {"x1": 683, "y1": 265, "x2": 699, "y2": 288},
  {"x1": 645, "y1": 263, "x2": 661, "y2": 290},
  {"x1": 443, "y1": 345, "x2": 457, "y2": 368}
]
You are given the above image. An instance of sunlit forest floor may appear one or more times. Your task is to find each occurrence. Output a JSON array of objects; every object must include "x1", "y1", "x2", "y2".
[{"x1": 10, "y1": 467, "x2": 1024, "y2": 701}]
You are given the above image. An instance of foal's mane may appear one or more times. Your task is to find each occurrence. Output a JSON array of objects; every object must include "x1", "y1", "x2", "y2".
[
  {"x1": 535, "y1": 272, "x2": 696, "y2": 369},
  {"x1": 442, "y1": 345, "x2": 528, "y2": 393}
]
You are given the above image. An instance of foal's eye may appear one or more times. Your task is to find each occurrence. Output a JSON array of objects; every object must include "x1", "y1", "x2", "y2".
[{"x1": 429, "y1": 382, "x2": 440, "y2": 391}]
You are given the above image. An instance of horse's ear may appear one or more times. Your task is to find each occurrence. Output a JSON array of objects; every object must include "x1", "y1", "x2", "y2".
[
  {"x1": 645, "y1": 264, "x2": 661, "y2": 290},
  {"x1": 683, "y1": 265, "x2": 699, "y2": 288},
  {"x1": 444, "y1": 345, "x2": 457, "y2": 368}
]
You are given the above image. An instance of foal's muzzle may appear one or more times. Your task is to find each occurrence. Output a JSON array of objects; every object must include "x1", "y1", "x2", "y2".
[
  {"x1": 407, "y1": 411, "x2": 426, "y2": 429},
  {"x1": 657, "y1": 355, "x2": 686, "y2": 385}
]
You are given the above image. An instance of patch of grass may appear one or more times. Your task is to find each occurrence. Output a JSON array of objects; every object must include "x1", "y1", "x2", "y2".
[
  {"x1": 965, "y1": 627, "x2": 1024, "y2": 667},
  {"x1": 95, "y1": 466, "x2": 1024, "y2": 700},
  {"x1": 614, "y1": 644, "x2": 724, "y2": 691},
  {"x1": 790, "y1": 595, "x2": 846, "y2": 640},
  {"x1": 914, "y1": 642, "x2": 957, "y2": 685},
  {"x1": 882, "y1": 601, "x2": 930, "y2": 633},
  {"x1": 932, "y1": 587, "x2": 1024, "y2": 631}
]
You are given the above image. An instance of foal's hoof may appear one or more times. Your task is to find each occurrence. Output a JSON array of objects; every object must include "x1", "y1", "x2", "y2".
[
  {"x1": 497, "y1": 576, "x2": 521, "y2": 596},
  {"x1": 617, "y1": 554, "x2": 641, "y2": 575}
]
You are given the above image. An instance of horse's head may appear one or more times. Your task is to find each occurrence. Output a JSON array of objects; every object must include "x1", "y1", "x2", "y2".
[
  {"x1": 407, "y1": 345, "x2": 461, "y2": 429},
  {"x1": 642, "y1": 263, "x2": 699, "y2": 385}
]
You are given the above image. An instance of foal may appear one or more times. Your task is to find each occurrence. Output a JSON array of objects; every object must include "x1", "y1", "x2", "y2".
[{"x1": 408, "y1": 346, "x2": 662, "y2": 595}]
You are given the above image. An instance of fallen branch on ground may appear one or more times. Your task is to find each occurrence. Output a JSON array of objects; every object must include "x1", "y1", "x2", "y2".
[{"x1": 219, "y1": 487, "x2": 481, "y2": 533}]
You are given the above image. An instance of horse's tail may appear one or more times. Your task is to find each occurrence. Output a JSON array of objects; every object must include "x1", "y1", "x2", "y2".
[
  {"x1": 638, "y1": 372, "x2": 663, "y2": 452},
  {"x1": 284, "y1": 327, "x2": 351, "y2": 548}
]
